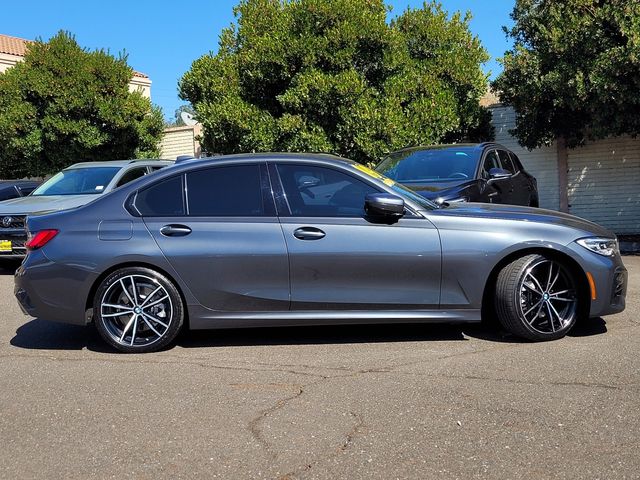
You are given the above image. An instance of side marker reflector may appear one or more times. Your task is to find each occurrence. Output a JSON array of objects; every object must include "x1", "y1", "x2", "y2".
[{"x1": 586, "y1": 272, "x2": 597, "y2": 300}]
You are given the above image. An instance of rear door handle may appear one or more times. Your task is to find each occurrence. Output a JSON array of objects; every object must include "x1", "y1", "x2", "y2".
[
  {"x1": 160, "y1": 224, "x2": 192, "y2": 237},
  {"x1": 293, "y1": 227, "x2": 325, "y2": 240}
]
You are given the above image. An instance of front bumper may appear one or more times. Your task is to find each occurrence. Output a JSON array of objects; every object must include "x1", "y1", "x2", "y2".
[{"x1": 567, "y1": 242, "x2": 627, "y2": 317}]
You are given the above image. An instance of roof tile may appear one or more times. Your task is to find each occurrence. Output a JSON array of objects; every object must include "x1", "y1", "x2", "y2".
[{"x1": 0, "y1": 33, "x2": 148, "y2": 78}]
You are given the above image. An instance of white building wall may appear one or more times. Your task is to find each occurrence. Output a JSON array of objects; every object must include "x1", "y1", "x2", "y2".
[
  {"x1": 489, "y1": 104, "x2": 640, "y2": 234},
  {"x1": 490, "y1": 106, "x2": 560, "y2": 210},
  {"x1": 567, "y1": 137, "x2": 640, "y2": 234},
  {"x1": 160, "y1": 126, "x2": 197, "y2": 159}
]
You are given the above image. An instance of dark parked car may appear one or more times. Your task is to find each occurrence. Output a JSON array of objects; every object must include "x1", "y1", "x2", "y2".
[
  {"x1": 15, "y1": 153, "x2": 626, "y2": 353},
  {"x1": 375, "y1": 143, "x2": 539, "y2": 206},
  {"x1": 0, "y1": 180, "x2": 40, "y2": 201},
  {"x1": 0, "y1": 159, "x2": 172, "y2": 259}
]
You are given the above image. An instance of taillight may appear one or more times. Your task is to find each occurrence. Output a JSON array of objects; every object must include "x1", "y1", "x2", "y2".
[{"x1": 25, "y1": 229, "x2": 59, "y2": 250}]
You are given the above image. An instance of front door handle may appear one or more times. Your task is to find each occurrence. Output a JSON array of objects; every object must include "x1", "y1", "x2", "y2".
[
  {"x1": 160, "y1": 224, "x2": 192, "y2": 237},
  {"x1": 293, "y1": 227, "x2": 326, "y2": 240}
]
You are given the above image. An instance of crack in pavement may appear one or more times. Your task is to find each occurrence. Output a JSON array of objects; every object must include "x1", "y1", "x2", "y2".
[
  {"x1": 0, "y1": 352, "x2": 329, "y2": 379},
  {"x1": 247, "y1": 385, "x2": 305, "y2": 460},
  {"x1": 278, "y1": 411, "x2": 366, "y2": 480},
  {"x1": 388, "y1": 371, "x2": 632, "y2": 391}
]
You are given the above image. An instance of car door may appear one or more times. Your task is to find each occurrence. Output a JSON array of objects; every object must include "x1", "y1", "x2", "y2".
[
  {"x1": 271, "y1": 162, "x2": 441, "y2": 310},
  {"x1": 479, "y1": 149, "x2": 512, "y2": 204},
  {"x1": 497, "y1": 149, "x2": 529, "y2": 205},
  {"x1": 137, "y1": 163, "x2": 290, "y2": 311}
]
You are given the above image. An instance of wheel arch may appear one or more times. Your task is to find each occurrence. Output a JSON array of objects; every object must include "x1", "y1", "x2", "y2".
[
  {"x1": 481, "y1": 247, "x2": 590, "y2": 322},
  {"x1": 85, "y1": 261, "x2": 190, "y2": 328}
]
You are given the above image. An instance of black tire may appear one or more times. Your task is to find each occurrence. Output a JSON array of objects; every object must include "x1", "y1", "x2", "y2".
[
  {"x1": 93, "y1": 267, "x2": 184, "y2": 353},
  {"x1": 495, "y1": 254, "x2": 580, "y2": 341}
]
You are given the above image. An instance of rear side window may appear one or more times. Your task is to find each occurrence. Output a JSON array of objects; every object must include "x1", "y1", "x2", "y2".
[
  {"x1": 135, "y1": 176, "x2": 185, "y2": 216},
  {"x1": 116, "y1": 167, "x2": 148, "y2": 187},
  {"x1": 509, "y1": 152, "x2": 524, "y2": 171},
  {"x1": 497, "y1": 150, "x2": 517, "y2": 174},
  {"x1": 186, "y1": 165, "x2": 265, "y2": 216}
]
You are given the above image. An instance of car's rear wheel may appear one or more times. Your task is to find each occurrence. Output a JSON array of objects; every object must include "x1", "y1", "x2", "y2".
[
  {"x1": 94, "y1": 267, "x2": 184, "y2": 353},
  {"x1": 495, "y1": 254, "x2": 580, "y2": 341}
]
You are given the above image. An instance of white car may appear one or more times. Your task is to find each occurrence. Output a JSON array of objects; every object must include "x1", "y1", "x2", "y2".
[{"x1": 0, "y1": 159, "x2": 172, "y2": 259}]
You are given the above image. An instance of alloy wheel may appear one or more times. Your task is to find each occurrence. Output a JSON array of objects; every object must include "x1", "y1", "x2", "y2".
[
  {"x1": 100, "y1": 274, "x2": 174, "y2": 348},
  {"x1": 518, "y1": 259, "x2": 578, "y2": 335}
]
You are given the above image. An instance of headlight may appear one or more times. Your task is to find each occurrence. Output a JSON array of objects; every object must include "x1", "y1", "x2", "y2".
[{"x1": 576, "y1": 237, "x2": 619, "y2": 257}]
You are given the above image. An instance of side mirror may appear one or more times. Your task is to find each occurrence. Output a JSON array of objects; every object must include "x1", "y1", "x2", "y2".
[
  {"x1": 365, "y1": 193, "x2": 405, "y2": 219},
  {"x1": 488, "y1": 167, "x2": 512, "y2": 181},
  {"x1": 297, "y1": 175, "x2": 321, "y2": 189}
]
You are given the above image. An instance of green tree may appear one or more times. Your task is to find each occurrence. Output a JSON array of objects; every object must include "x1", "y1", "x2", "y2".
[
  {"x1": 179, "y1": 0, "x2": 492, "y2": 164},
  {"x1": 493, "y1": 0, "x2": 640, "y2": 149},
  {"x1": 0, "y1": 31, "x2": 165, "y2": 178}
]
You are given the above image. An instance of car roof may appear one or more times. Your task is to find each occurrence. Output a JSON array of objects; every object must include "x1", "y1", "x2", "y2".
[
  {"x1": 165, "y1": 152, "x2": 356, "y2": 173},
  {"x1": 385, "y1": 143, "x2": 508, "y2": 155},
  {"x1": 64, "y1": 159, "x2": 174, "y2": 169},
  {"x1": 0, "y1": 180, "x2": 40, "y2": 186}
]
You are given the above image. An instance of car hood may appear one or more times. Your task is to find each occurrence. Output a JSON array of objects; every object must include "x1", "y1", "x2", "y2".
[
  {"x1": 0, "y1": 195, "x2": 96, "y2": 215},
  {"x1": 430, "y1": 202, "x2": 614, "y2": 238},
  {"x1": 401, "y1": 179, "x2": 474, "y2": 199}
]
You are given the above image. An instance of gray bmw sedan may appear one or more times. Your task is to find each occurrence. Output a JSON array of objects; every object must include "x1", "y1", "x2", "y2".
[{"x1": 14, "y1": 153, "x2": 627, "y2": 353}]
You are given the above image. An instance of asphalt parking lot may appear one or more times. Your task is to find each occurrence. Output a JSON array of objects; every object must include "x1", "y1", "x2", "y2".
[{"x1": 1, "y1": 257, "x2": 638, "y2": 480}]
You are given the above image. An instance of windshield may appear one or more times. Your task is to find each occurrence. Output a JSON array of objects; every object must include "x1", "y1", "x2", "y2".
[
  {"x1": 351, "y1": 164, "x2": 438, "y2": 210},
  {"x1": 32, "y1": 167, "x2": 121, "y2": 196},
  {"x1": 376, "y1": 147, "x2": 480, "y2": 182}
]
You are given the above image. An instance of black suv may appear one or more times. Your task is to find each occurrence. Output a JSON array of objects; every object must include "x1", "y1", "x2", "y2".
[
  {"x1": 375, "y1": 143, "x2": 539, "y2": 207},
  {"x1": 0, "y1": 180, "x2": 40, "y2": 202}
]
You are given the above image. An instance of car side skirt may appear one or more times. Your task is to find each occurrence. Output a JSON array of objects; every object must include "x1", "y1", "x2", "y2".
[{"x1": 187, "y1": 307, "x2": 481, "y2": 330}]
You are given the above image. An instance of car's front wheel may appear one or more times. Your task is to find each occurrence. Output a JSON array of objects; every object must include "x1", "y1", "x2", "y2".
[
  {"x1": 94, "y1": 267, "x2": 184, "y2": 353},
  {"x1": 495, "y1": 254, "x2": 581, "y2": 341}
]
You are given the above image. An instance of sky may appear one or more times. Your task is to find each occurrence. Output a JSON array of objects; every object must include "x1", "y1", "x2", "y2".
[{"x1": 1, "y1": 0, "x2": 515, "y2": 122}]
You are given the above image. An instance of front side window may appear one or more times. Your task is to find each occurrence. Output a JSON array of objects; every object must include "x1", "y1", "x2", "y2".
[
  {"x1": 482, "y1": 150, "x2": 501, "y2": 178},
  {"x1": 186, "y1": 165, "x2": 265, "y2": 216},
  {"x1": 276, "y1": 164, "x2": 379, "y2": 217},
  {"x1": 134, "y1": 175, "x2": 185, "y2": 216},
  {"x1": 32, "y1": 167, "x2": 121, "y2": 196}
]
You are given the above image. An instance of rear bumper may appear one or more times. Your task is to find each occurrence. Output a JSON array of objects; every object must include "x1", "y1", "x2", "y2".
[{"x1": 14, "y1": 250, "x2": 96, "y2": 325}]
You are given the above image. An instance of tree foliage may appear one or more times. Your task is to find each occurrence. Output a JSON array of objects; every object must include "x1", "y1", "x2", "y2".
[
  {"x1": 493, "y1": 0, "x2": 640, "y2": 149},
  {"x1": 179, "y1": 0, "x2": 492, "y2": 164},
  {"x1": 170, "y1": 104, "x2": 197, "y2": 127},
  {"x1": 0, "y1": 31, "x2": 165, "y2": 178}
]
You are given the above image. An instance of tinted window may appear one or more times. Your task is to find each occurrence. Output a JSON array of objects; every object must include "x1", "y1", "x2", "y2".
[
  {"x1": 16, "y1": 185, "x2": 37, "y2": 196},
  {"x1": 509, "y1": 152, "x2": 524, "y2": 171},
  {"x1": 135, "y1": 176, "x2": 185, "y2": 216},
  {"x1": 376, "y1": 147, "x2": 479, "y2": 181},
  {"x1": 116, "y1": 167, "x2": 148, "y2": 187},
  {"x1": 0, "y1": 187, "x2": 17, "y2": 201},
  {"x1": 186, "y1": 165, "x2": 265, "y2": 216},
  {"x1": 277, "y1": 164, "x2": 378, "y2": 217},
  {"x1": 497, "y1": 150, "x2": 517, "y2": 174},
  {"x1": 482, "y1": 150, "x2": 501, "y2": 178}
]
